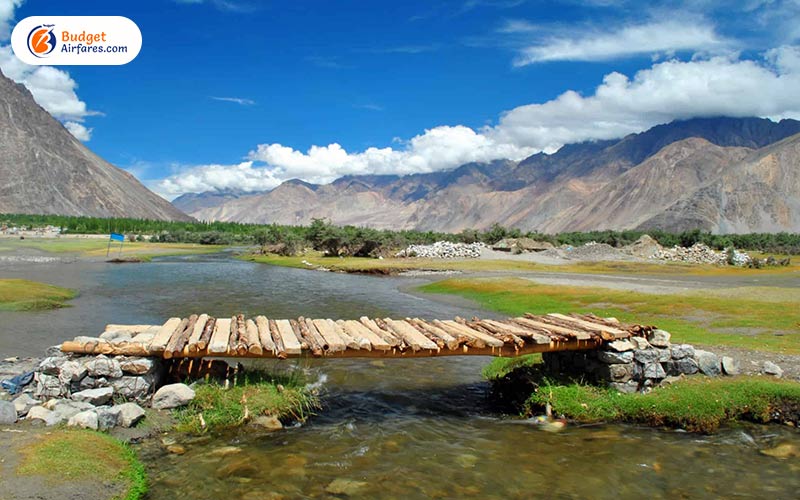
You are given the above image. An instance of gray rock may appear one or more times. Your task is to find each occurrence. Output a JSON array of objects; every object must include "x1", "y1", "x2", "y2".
[
  {"x1": 721, "y1": 356, "x2": 741, "y2": 376},
  {"x1": 597, "y1": 350, "x2": 634, "y2": 364},
  {"x1": 52, "y1": 400, "x2": 94, "y2": 421},
  {"x1": 84, "y1": 355, "x2": 123, "y2": 378},
  {"x1": 111, "y1": 375, "x2": 155, "y2": 401},
  {"x1": 629, "y1": 337, "x2": 651, "y2": 350},
  {"x1": 606, "y1": 340, "x2": 634, "y2": 352},
  {"x1": 27, "y1": 406, "x2": 62, "y2": 426},
  {"x1": 647, "y1": 329, "x2": 671, "y2": 347},
  {"x1": 37, "y1": 356, "x2": 68, "y2": 375},
  {"x1": 68, "y1": 410, "x2": 98, "y2": 430},
  {"x1": 664, "y1": 358, "x2": 699, "y2": 376},
  {"x1": 763, "y1": 361, "x2": 784, "y2": 378},
  {"x1": 0, "y1": 400, "x2": 17, "y2": 424},
  {"x1": 152, "y1": 383, "x2": 195, "y2": 409},
  {"x1": 45, "y1": 345, "x2": 65, "y2": 357},
  {"x1": 117, "y1": 402, "x2": 146, "y2": 427},
  {"x1": 96, "y1": 406, "x2": 122, "y2": 430},
  {"x1": 72, "y1": 387, "x2": 114, "y2": 405},
  {"x1": 13, "y1": 393, "x2": 38, "y2": 417},
  {"x1": 694, "y1": 350, "x2": 721, "y2": 376},
  {"x1": 252, "y1": 415, "x2": 282, "y2": 431},
  {"x1": 608, "y1": 380, "x2": 639, "y2": 394},
  {"x1": 118, "y1": 357, "x2": 157, "y2": 375},
  {"x1": 595, "y1": 363, "x2": 634, "y2": 382},
  {"x1": 670, "y1": 344, "x2": 695, "y2": 360},
  {"x1": 654, "y1": 348, "x2": 671, "y2": 362},
  {"x1": 58, "y1": 360, "x2": 88, "y2": 385},
  {"x1": 34, "y1": 373, "x2": 64, "y2": 399},
  {"x1": 642, "y1": 362, "x2": 666, "y2": 379},
  {"x1": 634, "y1": 348, "x2": 659, "y2": 364}
]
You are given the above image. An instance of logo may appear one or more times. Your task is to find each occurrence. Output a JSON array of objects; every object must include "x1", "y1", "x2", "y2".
[{"x1": 27, "y1": 24, "x2": 57, "y2": 58}]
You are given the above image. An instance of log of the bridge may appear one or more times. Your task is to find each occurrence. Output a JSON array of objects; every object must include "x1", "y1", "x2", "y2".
[
  {"x1": 255, "y1": 316, "x2": 276, "y2": 354},
  {"x1": 244, "y1": 319, "x2": 263, "y2": 355},
  {"x1": 519, "y1": 315, "x2": 593, "y2": 340},
  {"x1": 333, "y1": 320, "x2": 371, "y2": 350},
  {"x1": 405, "y1": 318, "x2": 445, "y2": 349},
  {"x1": 316, "y1": 318, "x2": 358, "y2": 350},
  {"x1": 186, "y1": 314, "x2": 209, "y2": 353},
  {"x1": 149, "y1": 317, "x2": 183, "y2": 352},
  {"x1": 301, "y1": 317, "x2": 329, "y2": 352},
  {"x1": 478, "y1": 319, "x2": 552, "y2": 345},
  {"x1": 547, "y1": 313, "x2": 627, "y2": 340},
  {"x1": 383, "y1": 318, "x2": 439, "y2": 351},
  {"x1": 341, "y1": 320, "x2": 390, "y2": 350},
  {"x1": 466, "y1": 319, "x2": 525, "y2": 348},
  {"x1": 359, "y1": 317, "x2": 401, "y2": 347},
  {"x1": 295, "y1": 318, "x2": 322, "y2": 355},
  {"x1": 505, "y1": 318, "x2": 570, "y2": 342},
  {"x1": 208, "y1": 318, "x2": 232, "y2": 354},
  {"x1": 309, "y1": 318, "x2": 345, "y2": 352},
  {"x1": 104, "y1": 324, "x2": 153, "y2": 334},
  {"x1": 268, "y1": 319, "x2": 287, "y2": 358},
  {"x1": 275, "y1": 319, "x2": 303, "y2": 355},
  {"x1": 540, "y1": 314, "x2": 620, "y2": 341},
  {"x1": 229, "y1": 314, "x2": 247, "y2": 355},
  {"x1": 290, "y1": 319, "x2": 311, "y2": 351},
  {"x1": 447, "y1": 320, "x2": 506, "y2": 348},
  {"x1": 192, "y1": 316, "x2": 215, "y2": 353},
  {"x1": 408, "y1": 318, "x2": 460, "y2": 350},
  {"x1": 435, "y1": 320, "x2": 504, "y2": 348},
  {"x1": 164, "y1": 314, "x2": 197, "y2": 359},
  {"x1": 431, "y1": 320, "x2": 482, "y2": 348}
]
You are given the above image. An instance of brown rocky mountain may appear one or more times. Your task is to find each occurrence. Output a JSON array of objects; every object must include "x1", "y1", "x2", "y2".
[
  {"x1": 0, "y1": 70, "x2": 191, "y2": 221},
  {"x1": 176, "y1": 117, "x2": 800, "y2": 233}
]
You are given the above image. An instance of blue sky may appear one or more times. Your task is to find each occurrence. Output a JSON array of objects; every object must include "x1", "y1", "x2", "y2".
[{"x1": 1, "y1": 0, "x2": 799, "y2": 198}]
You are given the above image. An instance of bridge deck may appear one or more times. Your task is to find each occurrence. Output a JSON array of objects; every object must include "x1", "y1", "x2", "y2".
[{"x1": 61, "y1": 313, "x2": 653, "y2": 359}]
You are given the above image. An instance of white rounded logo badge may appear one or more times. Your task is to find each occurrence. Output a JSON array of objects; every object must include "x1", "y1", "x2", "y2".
[{"x1": 11, "y1": 16, "x2": 142, "y2": 65}]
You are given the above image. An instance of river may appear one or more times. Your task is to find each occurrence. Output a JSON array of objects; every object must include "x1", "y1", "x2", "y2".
[{"x1": 1, "y1": 254, "x2": 798, "y2": 498}]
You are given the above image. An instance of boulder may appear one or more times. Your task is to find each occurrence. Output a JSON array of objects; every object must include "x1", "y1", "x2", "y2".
[
  {"x1": 96, "y1": 406, "x2": 122, "y2": 430},
  {"x1": 608, "y1": 380, "x2": 639, "y2": 394},
  {"x1": 654, "y1": 348, "x2": 671, "y2": 362},
  {"x1": 152, "y1": 383, "x2": 195, "y2": 409},
  {"x1": 633, "y1": 349, "x2": 659, "y2": 364},
  {"x1": 664, "y1": 358, "x2": 699, "y2": 376},
  {"x1": 647, "y1": 329, "x2": 671, "y2": 347},
  {"x1": 52, "y1": 400, "x2": 94, "y2": 421},
  {"x1": 84, "y1": 355, "x2": 123, "y2": 378},
  {"x1": 763, "y1": 361, "x2": 784, "y2": 378},
  {"x1": 111, "y1": 375, "x2": 155, "y2": 401},
  {"x1": 670, "y1": 344, "x2": 695, "y2": 360},
  {"x1": 597, "y1": 351, "x2": 634, "y2": 364},
  {"x1": 58, "y1": 360, "x2": 88, "y2": 385},
  {"x1": 694, "y1": 350, "x2": 721, "y2": 376},
  {"x1": 0, "y1": 400, "x2": 17, "y2": 424},
  {"x1": 27, "y1": 406, "x2": 62, "y2": 426},
  {"x1": 252, "y1": 415, "x2": 283, "y2": 431},
  {"x1": 629, "y1": 337, "x2": 651, "y2": 350},
  {"x1": 642, "y1": 362, "x2": 666, "y2": 379},
  {"x1": 118, "y1": 357, "x2": 157, "y2": 375},
  {"x1": 117, "y1": 402, "x2": 146, "y2": 427},
  {"x1": 37, "y1": 356, "x2": 68, "y2": 375},
  {"x1": 721, "y1": 356, "x2": 741, "y2": 376},
  {"x1": 72, "y1": 387, "x2": 114, "y2": 405},
  {"x1": 68, "y1": 410, "x2": 98, "y2": 430},
  {"x1": 13, "y1": 393, "x2": 38, "y2": 418},
  {"x1": 606, "y1": 340, "x2": 634, "y2": 352},
  {"x1": 34, "y1": 372, "x2": 65, "y2": 399}
]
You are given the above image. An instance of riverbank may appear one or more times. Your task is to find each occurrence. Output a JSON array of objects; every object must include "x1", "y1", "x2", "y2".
[
  {"x1": 0, "y1": 279, "x2": 76, "y2": 311},
  {"x1": 0, "y1": 238, "x2": 229, "y2": 261}
]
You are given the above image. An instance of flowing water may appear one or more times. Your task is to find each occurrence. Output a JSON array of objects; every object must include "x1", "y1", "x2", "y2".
[{"x1": 2, "y1": 254, "x2": 799, "y2": 499}]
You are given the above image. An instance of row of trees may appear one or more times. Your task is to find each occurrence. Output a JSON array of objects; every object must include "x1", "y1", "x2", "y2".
[{"x1": 3, "y1": 214, "x2": 799, "y2": 255}]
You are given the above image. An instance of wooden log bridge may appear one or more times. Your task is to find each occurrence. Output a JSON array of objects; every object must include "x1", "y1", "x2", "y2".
[{"x1": 61, "y1": 313, "x2": 654, "y2": 359}]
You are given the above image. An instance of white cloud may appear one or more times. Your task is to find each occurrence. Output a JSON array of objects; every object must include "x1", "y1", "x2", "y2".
[
  {"x1": 63, "y1": 121, "x2": 92, "y2": 141},
  {"x1": 158, "y1": 48, "x2": 800, "y2": 197},
  {"x1": 0, "y1": 1, "x2": 97, "y2": 135},
  {"x1": 210, "y1": 96, "x2": 256, "y2": 106},
  {"x1": 513, "y1": 19, "x2": 730, "y2": 65},
  {"x1": 0, "y1": 0, "x2": 23, "y2": 39}
]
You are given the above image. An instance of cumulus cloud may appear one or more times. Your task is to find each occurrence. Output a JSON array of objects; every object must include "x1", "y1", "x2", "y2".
[
  {"x1": 513, "y1": 19, "x2": 730, "y2": 65},
  {"x1": 0, "y1": 1, "x2": 96, "y2": 140},
  {"x1": 159, "y1": 48, "x2": 800, "y2": 197}
]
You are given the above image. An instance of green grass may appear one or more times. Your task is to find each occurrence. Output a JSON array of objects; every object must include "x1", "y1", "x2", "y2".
[
  {"x1": 527, "y1": 376, "x2": 800, "y2": 432},
  {"x1": 0, "y1": 238, "x2": 227, "y2": 258},
  {"x1": 420, "y1": 277, "x2": 800, "y2": 354},
  {"x1": 243, "y1": 251, "x2": 800, "y2": 277},
  {"x1": 175, "y1": 370, "x2": 320, "y2": 434},
  {"x1": 0, "y1": 278, "x2": 76, "y2": 311},
  {"x1": 17, "y1": 429, "x2": 147, "y2": 500},
  {"x1": 482, "y1": 354, "x2": 541, "y2": 380}
]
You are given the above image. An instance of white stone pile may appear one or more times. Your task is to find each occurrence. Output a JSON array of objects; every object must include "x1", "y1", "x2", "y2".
[
  {"x1": 396, "y1": 241, "x2": 484, "y2": 259},
  {"x1": 651, "y1": 242, "x2": 751, "y2": 266}
]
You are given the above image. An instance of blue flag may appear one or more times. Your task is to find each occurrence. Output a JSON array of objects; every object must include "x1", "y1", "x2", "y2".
[{"x1": 110, "y1": 232, "x2": 125, "y2": 242}]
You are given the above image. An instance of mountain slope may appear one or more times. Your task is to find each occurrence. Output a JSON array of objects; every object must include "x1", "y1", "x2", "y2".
[
  {"x1": 179, "y1": 117, "x2": 800, "y2": 233},
  {"x1": 0, "y1": 70, "x2": 191, "y2": 221}
]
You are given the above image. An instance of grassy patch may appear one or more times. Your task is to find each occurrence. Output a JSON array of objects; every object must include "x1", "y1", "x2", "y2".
[
  {"x1": 0, "y1": 238, "x2": 226, "y2": 258},
  {"x1": 528, "y1": 376, "x2": 800, "y2": 433},
  {"x1": 17, "y1": 429, "x2": 147, "y2": 500},
  {"x1": 175, "y1": 370, "x2": 319, "y2": 434},
  {"x1": 0, "y1": 278, "x2": 76, "y2": 311},
  {"x1": 420, "y1": 278, "x2": 800, "y2": 354},
  {"x1": 482, "y1": 354, "x2": 541, "y2": 380}
]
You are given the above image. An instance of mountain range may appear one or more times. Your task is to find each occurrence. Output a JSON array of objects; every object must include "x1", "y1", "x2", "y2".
[
  {"x1": 175, "y1": 117, "x2": 800, "y2": 233},
  {"x1": 0, "y1": 69, "x2": 190, "y2": 221}
]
